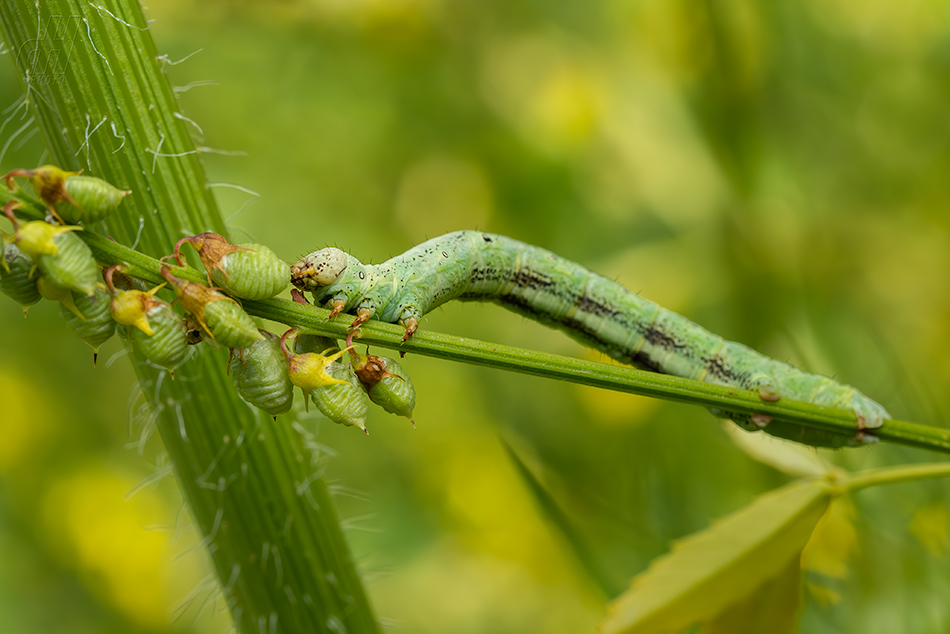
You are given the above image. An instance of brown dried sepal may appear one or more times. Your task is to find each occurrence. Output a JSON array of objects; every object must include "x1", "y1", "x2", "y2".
[
  {"x1": 351, "y1": 351, "x2": 400, "y2": 391},
  {"x1": 5, "y1": 165, "x2": 81, "y2": 223},
  {"x1": 173, "y1": 232, "x2": 252, "y2": 286},
  {"x1": 160, "y1": 265, "x2": 239, "y2": 338}
]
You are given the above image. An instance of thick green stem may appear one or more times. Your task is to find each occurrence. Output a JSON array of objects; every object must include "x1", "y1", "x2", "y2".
[{"x1": 0, "y1": 2, "x2": 378, "y2": 632}]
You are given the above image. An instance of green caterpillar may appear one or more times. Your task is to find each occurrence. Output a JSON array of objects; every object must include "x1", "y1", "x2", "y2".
[{"x1": 290, "y1": 231, "x2": 888, "y2": 446}]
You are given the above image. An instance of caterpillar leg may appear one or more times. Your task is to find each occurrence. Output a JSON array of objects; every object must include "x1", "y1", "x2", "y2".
[
  {"x1": 350, "y1": 308, "x2": 374, "y2": 329},
  {"x1": 327, "y1": 298, "x2": 346, "y2": 319},
  {"x1": 402, "y1": 318, "x2": 418, "y2": 341},
  {"x1": 350, "y1": 298, "x2": 378, "y2": 329},
  {"x1": 399, "y1": 306, "x2": 423, "y2": 341}
]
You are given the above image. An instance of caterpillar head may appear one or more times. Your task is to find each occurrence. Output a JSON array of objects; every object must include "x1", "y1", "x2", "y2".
[{"x1": 291, "y1": 247, "x2": 351, "y2": 291}]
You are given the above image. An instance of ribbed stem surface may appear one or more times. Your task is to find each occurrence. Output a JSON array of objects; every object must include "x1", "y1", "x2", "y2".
[{"x1": 0, "y1": 3, "x2": 379, "y2": 632}]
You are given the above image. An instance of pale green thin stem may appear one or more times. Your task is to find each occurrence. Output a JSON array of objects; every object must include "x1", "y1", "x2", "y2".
[{"x1": 842, "y1": 463, "x2": 950, "y2": 493}]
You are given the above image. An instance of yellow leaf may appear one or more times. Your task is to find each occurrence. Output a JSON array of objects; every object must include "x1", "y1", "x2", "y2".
[
  {"x1": 701, "y1": 556, "x2": 802, "y2": 634},
  {"x1": 801, "y1": 498, "x2": 858, "y2": 580},
  {"x1": 601, "y1": 479, "x2": 832, "y2": 634}
]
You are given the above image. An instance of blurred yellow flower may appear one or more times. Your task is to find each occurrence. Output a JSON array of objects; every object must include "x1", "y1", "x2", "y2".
[
  {"x1": 41, "y1": 465, "x2": 182, "y2": 628},
  {"x1": 0, "y1": 369, "x2": 54, "y2": 474}
]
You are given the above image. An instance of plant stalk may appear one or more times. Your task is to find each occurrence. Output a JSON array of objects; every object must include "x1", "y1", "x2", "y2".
[{"x1": 0, "y1": 2, "x2": 379, "y2": 632}]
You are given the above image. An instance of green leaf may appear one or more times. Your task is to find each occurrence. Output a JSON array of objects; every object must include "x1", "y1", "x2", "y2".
[{"x1": 601, "y1": 479, "x2": 833, "y2": 634}]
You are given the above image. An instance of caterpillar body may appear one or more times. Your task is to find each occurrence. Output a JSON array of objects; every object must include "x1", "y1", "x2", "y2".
[{"x1": 290, "y1": 231, "x2": 888, "y2": 446}]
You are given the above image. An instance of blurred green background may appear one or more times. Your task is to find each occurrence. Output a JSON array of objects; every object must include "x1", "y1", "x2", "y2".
[{"x1": 2, "y1": 0, "x2": 950, "y2": 632}]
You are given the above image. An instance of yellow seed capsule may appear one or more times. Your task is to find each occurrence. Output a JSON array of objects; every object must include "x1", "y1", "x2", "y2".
[
  {"x1": 107, "y1": 272, "x2": 187, "y2": 372},
  {"x1": 174, "y1": 233, "x2": 289, "y2": 300},
  {"x1": 229, "y1": 331, "x2": 294, "y2": 418},
  {"x1": 13, "y1": 220, "x2": 69, "y2": 257},
  {"x1": 279, "y1": 328, "x2": 351, "y2": 411},
  {"x1": 110, "y1": 285, "x2": 165, "y2": 335},
  {"x1": 14, "y1": 221, "x2": 99, "y2": 297},
  {"x1": 286, "y1": 347, "x2": 350, "y2": 393},
  {"x1": 160, "y1": 266, "x2": 264, "y2": 349}
]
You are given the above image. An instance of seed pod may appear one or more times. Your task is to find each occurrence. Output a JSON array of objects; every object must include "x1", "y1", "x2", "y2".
[
  {"x1": 110, "y1": 280, "x2": 188, "y2": 372},
  {"x1": 13, "y1": 221, "x2": 99, "y2": 297},
  {"x1": 36, "y1": 274, "x2": 83, "y2": 320},
  {"x1": 61, "y1": 285, "x2": 115, "y2": 365},
  {"x1": 174, "y1": 232, "x2": 289, "y2": 300},
  {"x1": 229, "y1": 331, "x2": 294, "y2": 418},
  {"x1": 160, "y1": 266, "x2": 264, "y2": 349},
  {"x1": 294, "y1": 333, "x2": 341, "y2": 356},
  {"x1": 204, "y1": 300, "x2": 265, "y2": 349},
  {"x1": 282, "y1": 336, "x2": 350, "y2": 394},
  {"x1": 129, "y1": 303, "x2": 188, "y2": 372},
  {"x1": 5, "y1": 165, "x2": 130, "y2": 224},
  {"x1": 352, "y1": 352, "x2": 416, "y2": 424},
  {"x1": 0, "y1": 239, "x2": 41, "y2": 312},
  {"x1": 311, "y1": 362, "x2": 370, "y2": 432},
  {"x1": 108, "y1": 267, "x2": 150, "y2": 292}
]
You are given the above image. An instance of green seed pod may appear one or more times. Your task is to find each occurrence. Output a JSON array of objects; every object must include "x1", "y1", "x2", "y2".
[
  {"x1": 0, "y1": 240, "x2": 41, "y2": 312},
  {"x1": 211, "y1": 242, "x2": 289, "y2": 300},
  {"x1": 160, "y1": 266, "x2": 264, "y2": 349},
  {"x1": 229, "y1": 331, "x2": 294, "y2": 418},
  {"x1": 6, "y1": 165, "x2": 130, "y2": 224},
  {"x1": 294, "y1": 333, "x2": 341, "y2": 355},
  {"x1": 14, "y1": 221, "x2": 99, "y2": 297},
  {"x1": 352, "y1": 353, "x2": 416, "y2": 424},
  {"x1": 61, "y1": 285, "x2": 115, "y2": 364},
  {"x1": 311, "y1": 362, "x2": 370, "y2": 432},
  {"x1": 174, "y1": 232, "x2": 289, "y2": 300},
  {"x1": 104, "y1": 266, "x2": 149, "y2": 293},
  {"x1": 109, "y1": 279, "x2": 188, "y2": 373},
  {"x1": 57, "y1": 174, "x2": 131, "y2": 224},
  {"x1": 129, "y1": 302, "x2": 188, "y2": 372},
  {"x1": 36, "y1": 274, "x2": 83, "y2": 320},
  {"x1": 204, "y1": 299, "x2": 266, "y2": 349}
]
